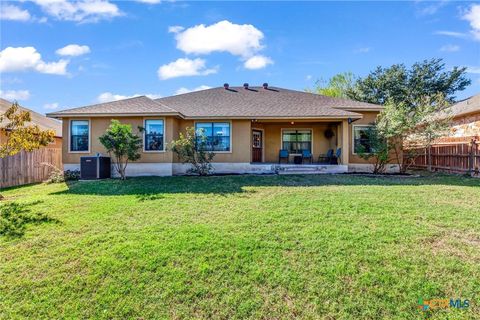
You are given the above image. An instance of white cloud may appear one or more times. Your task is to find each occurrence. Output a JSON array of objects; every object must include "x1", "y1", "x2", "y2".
[
  {"x1": 354, "y1": 47, "x2": 371, "y2": 53},
  {"x1": 434, "y1": 30, "x2": 468, "y2": 38},
  {"x1": 56, "y1": 44, "x2": 91, "y2": 56},
  {"x1": 244, "y1": 55, "x2": 273, "y2": 70},
  {"x1": 168, "y1": 25, "x2": 185, "y2": 33},
  {"x1": 462, "y1": 4, "x2": 480, "y2": 41},
  {"x1": 31, "y1": 0, "x2": 122, "y2": 23},
  {"x1": 416, "y1": 0, "x2": 447, "y2": 16},
  {"x1": 0, "y1": 4, "x2": 31, "y2": 21},
  {"x1": 157, "y1": 58, "x2": 217, "y2": 80},
  {"x1": 174, "y1": 20, "x2": 265, "y2": 58},
  {"x1": 0, "y1": 89, "x2": 31, "y2": 101},
  {"x1": 466, "y1": 66, "x2": 480, "y2": 74},
  {"x1": 175, "y1": 85, "x2": 212, "y2": 95},
  {"x1": 136, "y1": 0, "x2": 162, "y2": 4},
  {"x1": 0, "y1": 47, "x2": 69, "y2": 75},
  {"x1": 97, "y1": 92, "x2": 161, "y2": 103},
  {"x1": 440, "y1": 44, "x2": 460, "y2": 52},
  {"x1": 306, "y1": 75, "x2": 312, "y2": 81},
  {"x1": 44, "y1": 102, "x2": 60, "y2": 110}
]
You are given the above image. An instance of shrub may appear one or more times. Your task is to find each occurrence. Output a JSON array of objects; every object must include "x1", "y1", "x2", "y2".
[
  {"x1": 169, "y1": 127, "x2": 215, "y2": 176},
  {"x1": 64, "y1": 170, "x2": 80, "y2": 181}
]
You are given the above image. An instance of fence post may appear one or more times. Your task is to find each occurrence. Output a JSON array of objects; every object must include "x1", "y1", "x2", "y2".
[
  {"x1": 427, "y1": 145, "x2": 432, "y2": 172},
  {"x1": 469, "y1": 139, "x2": 476, "y2": 177}
]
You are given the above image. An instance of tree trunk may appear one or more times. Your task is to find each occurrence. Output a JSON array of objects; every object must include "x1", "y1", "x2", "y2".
[{"x1": 427, "y1": 145, "x2": 432, "y2": 172}]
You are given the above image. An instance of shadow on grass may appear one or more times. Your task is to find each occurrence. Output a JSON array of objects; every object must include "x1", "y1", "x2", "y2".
[
  {"x1": 47, "y1": 173, "x2": 480, "y2": 198},
  {"x1": 0, "y1": 201, "x2": 59, "y2": 238}
]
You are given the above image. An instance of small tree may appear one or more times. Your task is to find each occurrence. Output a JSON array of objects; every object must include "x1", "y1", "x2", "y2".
[
  {"x1": 0, "y1": 101, "x2": 54, "y2": 158},
  {"x1": 376, "y1": 93, "x2": 451, "y2": 173},
  {"x1": 99, "y1": 120, "x2": 142, "y2": 180},
  {"x1": 170, "y1": 127, "x2": 215, "y2": 176},
  {"x1": 356, "y1": 126, "x2": 391, "y2": 174}
]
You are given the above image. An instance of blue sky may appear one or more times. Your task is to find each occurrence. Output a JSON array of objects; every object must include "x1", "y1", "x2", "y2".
[{"x1": 1, "y1": 0, "x2": 479, "y2": 114}]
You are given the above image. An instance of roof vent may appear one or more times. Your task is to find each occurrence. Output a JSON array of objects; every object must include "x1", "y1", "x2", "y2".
[
  {"x1": 224, "y1": 83, "x2": 229, "y2": 90},
  {"x1": 243, "y1": 83, "x2": 249, "y2": 89},
  {"x1": 263, "y1": 83, "x2": 268, "y2": 89}
]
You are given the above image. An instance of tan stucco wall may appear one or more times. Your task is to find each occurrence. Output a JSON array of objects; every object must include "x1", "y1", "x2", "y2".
[
  {"x1": 254, "y1": 122, "x2": 339, "y2": 163},
  {"x1": 60, "y1": 110, "x2": 398, "y2": 166},
  {"x1": 62, "y1": 117, "x2": 251, "y2": 164},
  {"x1": 62, "y1": 116, "x2": 176, "y2": 164},
  {"x1": 177, "y1": 119, "x2": 251, "y2": 163},
  {"x1": 348, "y1": 111, "x2": 378, "y2": 164}
]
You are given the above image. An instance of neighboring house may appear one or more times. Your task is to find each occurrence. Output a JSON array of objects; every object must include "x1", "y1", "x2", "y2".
[
  {"x1": 446, "y1": 94, "x2": 480, "y2": 138},
  {"x1": 1, "y1": 98, "x2": 63, "y2": 188},
  {"x1": 47, "y1": 84, "x2": 398, "y2": 176},
  {"x1": 0, "y1": 98, "x2": 62, "y2": 148}
]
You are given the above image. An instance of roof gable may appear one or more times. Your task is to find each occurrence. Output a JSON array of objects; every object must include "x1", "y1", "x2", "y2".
[
  {"x1": 1, "y1": 98, "x2": 62, "y2": 137},
  {"x1": 47, "y1": 96, "x2": 180, "y2": 118}
]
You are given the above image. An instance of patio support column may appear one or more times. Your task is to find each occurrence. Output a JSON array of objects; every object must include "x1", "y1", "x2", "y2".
[{"x1": 341, "y1": 120, "x2": 349, "y2": 165}]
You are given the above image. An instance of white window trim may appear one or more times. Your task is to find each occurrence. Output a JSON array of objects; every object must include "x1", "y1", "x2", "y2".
[
  {"x1": 68, "y1": 119, "x2": 91, "y2": 153},
  {"x1": 143, "y1": 117, "x2": 166, "y2": 153},
  {"x1": 352, "y1": 124, "x2": 375, "y2": 155},
  {"x1": 251, "y1": 127, "x2": 265, "y2": 162},
  {"x1": 280, "y1": 128, "x2": 314, "y2": 156},
  {"x1": 193, "y1": 120, "x2": 233, "y2": 154}
]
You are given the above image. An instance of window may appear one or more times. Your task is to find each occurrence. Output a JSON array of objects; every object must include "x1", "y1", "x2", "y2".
[
  {"x1": 282, "y1": 130, "x2": 312, "y2": 154},
  {"x1": 195, "y1": 122, "x2": 231, "y2": 152},
  {"x1": 70, "y1": 120, "x2": 89, "y2": 152},
  {"x1": 144, "y1": 119, "x2": 164, "y2": 151},
  {"x1": 353, "y1": 125, "x2": 375, "y2": 154}
]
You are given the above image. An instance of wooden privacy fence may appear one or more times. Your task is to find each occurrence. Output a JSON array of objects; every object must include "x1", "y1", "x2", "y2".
[
  {"x1": 0, "y1": 148, "x2": 62, "y2": 189},
  {"x1": 405, "y1": 137, "x2": 480, "y2": 176}
]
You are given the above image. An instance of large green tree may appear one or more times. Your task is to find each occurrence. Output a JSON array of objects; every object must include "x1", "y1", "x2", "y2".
[
  {"x1": 306, "y1": 72, "x2": 355, "y2": 98},
  {"x1": 348, "y1": 58, "x2": 470, "y2": 107}
]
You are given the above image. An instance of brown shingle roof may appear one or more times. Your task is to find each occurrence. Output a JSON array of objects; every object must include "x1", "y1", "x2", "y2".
[
  {"x1": 155, "y1": 86, "x2": 377, "y2": 118},
  {"x1": 1, "y1": 98, "x2": 62, "y2": 137},
  {"x1": 47, "y1": 96, "x2": 180, "y2": 118},
  {"x1": 448, "y1": 94, "x2": 480, "y2": 118},
  {"x1": 47, "y1": 86, "x2": 383, "y2": 119}
]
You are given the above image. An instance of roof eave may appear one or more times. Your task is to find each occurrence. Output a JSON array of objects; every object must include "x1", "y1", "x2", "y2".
[
  {"x1": 46, "y1": 112, "x2": 184, "y2": 119},
  {"x1": 183, "y1": 115, "x2": 363, "y2": 120}
]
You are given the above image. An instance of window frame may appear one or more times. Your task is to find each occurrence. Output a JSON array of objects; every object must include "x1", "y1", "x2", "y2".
[
  {"x1": 68, "y1": 119, "x2": 90, "y2": 153},
  {"x1": 194, "y1": 120, "x2": 232, "y2": 153},
  {"x1": 280, "y1": 128, "x2": 313, "y2": 155},
  {"x1": 352, "y1": 124, "x2": 376, "y2": 155},
  {"x1": 143, "y1": 118, "x2": 166, "y2": 153}
]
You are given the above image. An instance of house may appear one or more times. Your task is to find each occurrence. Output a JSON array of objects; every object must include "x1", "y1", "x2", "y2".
[
  {"x1": 0, "y1": 98, "x2": 62, "y2": 148},
  {"x1": 47, "y1": 84, "x2": 399, "y2": 176},
  {"x1": 445, "y1": 94, "x2": 480, "y2": 138}
]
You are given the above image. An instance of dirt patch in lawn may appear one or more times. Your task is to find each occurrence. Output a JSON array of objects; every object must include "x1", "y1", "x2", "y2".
[{"x1": 426, "y1": 230, "x2": 480, "y2": 262}]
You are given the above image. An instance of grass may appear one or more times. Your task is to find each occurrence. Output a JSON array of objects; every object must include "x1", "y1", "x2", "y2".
[{"x1": 0, "y1": 173, "x2": 479, "y2": 319}]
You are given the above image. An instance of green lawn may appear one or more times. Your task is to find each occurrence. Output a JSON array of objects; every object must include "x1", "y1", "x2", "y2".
[{"x1": 1, "y1": 174, "x2": 479, "y2": 319}]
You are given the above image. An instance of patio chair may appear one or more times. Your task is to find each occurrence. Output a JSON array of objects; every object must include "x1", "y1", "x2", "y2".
[
  {"x1": 279, "y1": 149, "x2": 289, "y2": 163},
  {"x1": 301, "y1": 150, "x2": 312, "y2": 164},
  {"x1": 318, "y1": 149, "x2": 334, "y2": 164},
  {"x1": 331, "y1": 148, "x2": 341, "y2": 164}
]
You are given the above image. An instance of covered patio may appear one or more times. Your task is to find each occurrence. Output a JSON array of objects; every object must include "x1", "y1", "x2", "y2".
[{"x1": 250, "y1": 119, "x2": 350, "y2": 166}]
